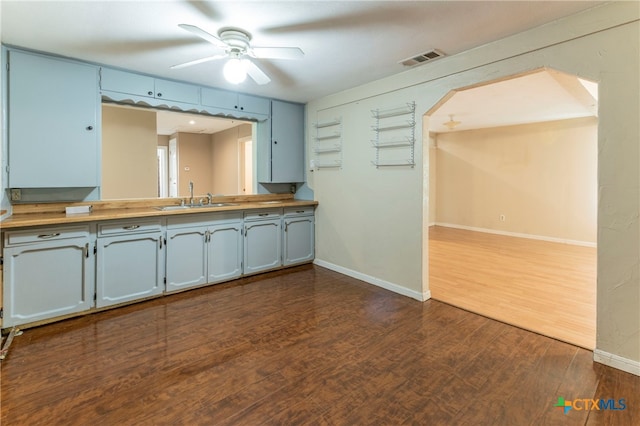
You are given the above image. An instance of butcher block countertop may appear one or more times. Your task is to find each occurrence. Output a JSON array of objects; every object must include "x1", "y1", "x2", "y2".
[{"x1": 0, "y1": 194, "x2": 317, "y2": 230}]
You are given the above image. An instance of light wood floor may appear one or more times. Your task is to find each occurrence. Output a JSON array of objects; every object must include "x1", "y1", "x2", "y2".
[
  {"x1": 2, "y1": 265, "x2": 638, "y2": 425},
  {"x1": 429, "y1": 225, "x2": 597, "y2": 349}
]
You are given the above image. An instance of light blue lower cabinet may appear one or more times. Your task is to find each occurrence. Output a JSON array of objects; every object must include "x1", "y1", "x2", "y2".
[
  {"x1": 0, "y1": 208, "x2": 315, "y2": 328},
  {"x1": 165, "y1": 226, "x2": 208, "y2": 292},
  {"x1": 244, "y1": 210, "x2": 282, "y2": 275},
  {"x1": 283, "y1": 208, "x2": 315, "y2": 266},
  {"x1": 207, "y1": 222, "x2": 243, "y2": 284},
  {"x1": 2, "y1": 226, "x2": 94, "y2": 327},
  {"x1": 165, "y1": 213, "x2": 243, "y2": 292},
  {"x1": 95, "y1": 220, "x2": 164, "y2": 308}
]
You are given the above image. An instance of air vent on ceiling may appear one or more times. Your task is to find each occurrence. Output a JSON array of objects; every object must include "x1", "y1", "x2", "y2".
[{"x1": 400, "y1": 49, "x2": 445, "y2": 67}]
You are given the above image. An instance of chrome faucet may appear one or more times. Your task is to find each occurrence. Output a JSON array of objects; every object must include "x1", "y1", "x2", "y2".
[
  {"x1": 189, "y1": 181, "x2": 194, "y2": 206},
  {"x1": 206, "y1": 192, "x2": 214, "y2": 205}
]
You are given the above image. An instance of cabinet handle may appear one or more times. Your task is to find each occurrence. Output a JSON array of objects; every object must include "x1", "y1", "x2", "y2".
[
  {"x1": 123, "y1": 225, "x2": 140, "y2": 230},
  {"x1": 296, "y1": 210, "x2": 305, "y2": 213},
  {"x1": 157, "y1": 93, "x2": 162, "y2": 97},
  {"x1": 159, "y1": 238, "x2": 163, "y2": 249},
  {"x1": 274, "y1": 141, "x2": 278, "y2": 144},
  {"x1": 37, "y1": 233, "x2": 61, "y2": 239},
  {"x1": 234, "y1": 105, "x2": 238, "y2": 109},
  {"x1": 85, "y1": 243, "x2": 89, "y2": 258},
  {"x1": 86, "y1": 125, "x2": 94, "y2": 131},
  {"x1": 147, "y1": 91, "x2": 153, "y2": 96},
  {"x1": 240, "y1": 106, "x2": 244, "y2": 110},
  {"x1": 258, "y1": 213, "x2": 269, "y2": 216}
]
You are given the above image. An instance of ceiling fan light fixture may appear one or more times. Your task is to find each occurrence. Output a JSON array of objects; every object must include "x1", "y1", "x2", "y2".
[
  {"x1": 223, "y1": 57, "x2": 247, "y2": 84},
  {"x1": 444, "y1": 114, "x2": 461, "y2": 130}
]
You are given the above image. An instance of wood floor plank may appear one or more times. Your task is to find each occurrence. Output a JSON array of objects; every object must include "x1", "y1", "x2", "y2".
[
  {"x1": 1, "y1": 264, "x2": 637, "y2": 425},
  {"x1": 429, "y1": 225, "x2": 596, "y2": 348}
]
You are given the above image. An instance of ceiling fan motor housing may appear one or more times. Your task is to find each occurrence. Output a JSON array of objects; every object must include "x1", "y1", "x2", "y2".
[{"x1": 219, "y1": 28, "x2": 252, "y2": 54}]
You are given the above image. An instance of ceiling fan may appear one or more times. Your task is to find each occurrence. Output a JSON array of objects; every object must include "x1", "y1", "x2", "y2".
[{"x1": 171, "y1": 24, "x2": 304, "y2": 85}]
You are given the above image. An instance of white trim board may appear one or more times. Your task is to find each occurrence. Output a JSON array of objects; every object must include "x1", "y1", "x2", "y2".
[
  {"x1": 433, "y1": 222, "x2": 597, "y2": 248},
  {"x1": 594, "y1": 349, "x2": 640, "y2": 377},
  {"x1": 313, "y1": 259, "x2": 430, "y2": 302}
]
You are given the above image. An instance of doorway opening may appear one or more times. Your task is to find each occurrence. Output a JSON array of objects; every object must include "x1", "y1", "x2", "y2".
[
  {"x1": 238, "y1": 137, "x2": 254, "y2": 195},
  {"x1": 168, "y1": 137, "x2": 178, "y2": 198},
  {"x1": 425, "y1": 68, "x2": 598, "y2": 349},
  {"x1": 157, "y1": 146, "x2": 169, "y2": 198}
]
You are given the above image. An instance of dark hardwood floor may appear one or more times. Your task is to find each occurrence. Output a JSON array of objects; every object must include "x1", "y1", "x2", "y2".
[{"x1": 1, "y1": 265, "x2": 638, "y2": 425}]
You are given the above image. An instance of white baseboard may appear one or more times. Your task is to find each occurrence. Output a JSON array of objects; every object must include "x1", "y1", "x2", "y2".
[
  {"x1": 434, "y1": 222, "x2": 597, "y2": 248},
  {"x1": 313, "y1": 259, "x2": 430, "y2": 302},
  {"x1": 593, "y1": 349, "x2": 640, "y2": 376}
]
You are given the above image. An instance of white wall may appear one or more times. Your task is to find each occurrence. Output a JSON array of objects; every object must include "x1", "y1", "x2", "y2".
[
  {"x1": 307, "y1": 3, "x2": 639, "y2": 373},
  {"x1": 435, "y1": 118, "x2": 597, "y2": 245},
  {"x1": 312, "y1": 100, "x2": 425, "y2": 300},
  {"x1": 0, "y1": 2, "x2": 10, "y2": 219}
]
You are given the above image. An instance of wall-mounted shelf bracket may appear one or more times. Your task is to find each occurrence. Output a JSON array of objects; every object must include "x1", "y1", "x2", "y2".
[{"x1": 371, "y1": 102, "x2": 416, "y2": 168}]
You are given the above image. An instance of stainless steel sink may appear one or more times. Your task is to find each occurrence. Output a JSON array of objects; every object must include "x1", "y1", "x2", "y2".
[
  {"x1": 156, "y1": 203, "x2": 238, "y2": 211},
  {"x1": 193, "y1": 203, "x2": 239, "y2": 208},
  {"x1": 155, "y1": 205, "x2": 190, "y2": 211}
]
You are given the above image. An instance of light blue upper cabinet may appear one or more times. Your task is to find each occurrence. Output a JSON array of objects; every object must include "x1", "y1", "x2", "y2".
[
  {"x1": 201, "y1": 87, "x2": 270, "y2": 118},
  {"x1": 8, "y1": 50, "x2": 99, "y2": 188},
  {"x1": 100, "y1": 68, "x2": 154, "y2": 98},
  {"x1": 269, "y1": 100, "x2": 305, "y2": 183},
  {"x1": 100, "y1": 67, "x2": 200, "y2": 104},
  {"x1": 154, "y1": 79, "x2": 200, "y2": 104},
  {"x1": 238, "y1": 94, "x2": 270, "y2": 116}
]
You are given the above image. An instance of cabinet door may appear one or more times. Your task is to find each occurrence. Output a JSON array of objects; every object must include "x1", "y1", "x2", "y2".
[
  {"x1": 269, "y1": 100, "x2": 304, "y2": 183},
  {"x1": 166, "y1": 227, "x2": 207, "y2": 292},
  {"x1": 8, "y1": 51, "x2": 99, "y2": 187},
  {"x1": 201, "y1": 87, "x2": 238, "y2": 110},
  {"x1": 96, "y1": 233, "x2": 164, "y2": 307},
  {"x1": 154, "y1": 79, "x2": 200, "y2": 104},
  {"x1": 100, "y1": 67, "x2": 155, "y2": 98},
  {"x1": 283, "y1": 215, "x2": 315, "y2": 266},
  {"x1": 207, "y1": 222, "x2": 243, "y2": 283},
  {"x1": 201, "y1": 88, "x2": 268, "y2": 119},
  {"x1": 244, "y1": 219, "x2": 282, "y2": 274},
  {"x1": 238, "y1": 94, "x2": 270, "y2": 115},
  {"x1": 3, "y1": 237, "x2": 93, "y2": 327}
]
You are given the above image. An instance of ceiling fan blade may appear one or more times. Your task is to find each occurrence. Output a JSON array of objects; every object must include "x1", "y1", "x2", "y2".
[
  {"x1": 170, "y1": 54, "x2": 226, "y2": 69},
  {"x1": 251, "y1": 46, "x2": 304, "y2": 60},
  {"x1": 243, "y1": 60, "x2": 271, "y2": 85},
  {"x1": 178, "y1": 24, "x2": 227, "y2": 48}
]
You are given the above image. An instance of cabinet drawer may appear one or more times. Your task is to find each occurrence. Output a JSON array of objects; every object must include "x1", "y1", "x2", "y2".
[
  {"x1": 98, "y1": 219, "x2": 162, "y2": 236},
  {"x1": 167, "y1": 212, "x2": 243, "y2": 229},
  {"x1": 5, "y1": 225, "x2": 91, "y2": 246},
  {"x1": 283, "y1": 206, "x2": 315, "y2": 217},
  {"x1": 244, "y1": 209, "x2": 282, "y2": 221}
]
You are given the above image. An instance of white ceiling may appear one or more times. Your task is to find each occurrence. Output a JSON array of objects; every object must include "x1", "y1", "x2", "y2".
[
  {"x1": 1, "y1": 0, "x2": 607, "y2": 105},
  {"x1": 155, "y1": 109, "x2": 246, "y2": 135},
  {"x1": 429, "y1": 69, "x2": 598, "y2": 133}
]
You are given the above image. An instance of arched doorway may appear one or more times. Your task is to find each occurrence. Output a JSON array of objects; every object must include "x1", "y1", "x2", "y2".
[{"x1": 425, "y1": 68, "x2": 598, "y2": 349}]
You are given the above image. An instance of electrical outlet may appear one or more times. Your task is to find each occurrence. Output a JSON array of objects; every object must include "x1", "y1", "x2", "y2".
[
  {"x1": 10, "y1": 188, "x2": 21, "y2": 201},
  {"x1": 499, "y1": 214, "x2": 506, "y2": 222}
]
